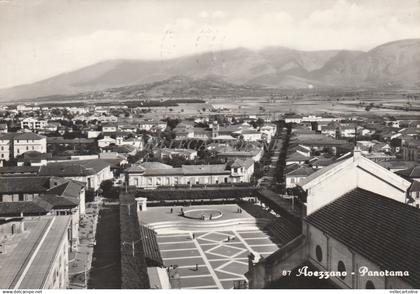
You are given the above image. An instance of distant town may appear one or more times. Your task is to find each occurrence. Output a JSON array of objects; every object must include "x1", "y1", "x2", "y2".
[{"x1": 0, "y1": 94, "x2": 419, "y2": 289}]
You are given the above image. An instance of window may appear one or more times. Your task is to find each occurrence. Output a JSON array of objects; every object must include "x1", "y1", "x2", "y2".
[
  {"x1": 337, "y1": 261, "x2": 346, "y2": 279},
  {"x1": 365, "y1": 280, "x2": 375, "y2": 289},
  {"x1": 416, "y1": 192, "x2": 419, "y2": 199},
  {"x1": 315, "y1": 245, "x2": 323, "y2": 262}
]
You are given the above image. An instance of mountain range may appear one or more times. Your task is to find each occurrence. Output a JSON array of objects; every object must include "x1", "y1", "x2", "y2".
[{"x1": 1, "y1": 39, "x2": 419, "y2": 101}]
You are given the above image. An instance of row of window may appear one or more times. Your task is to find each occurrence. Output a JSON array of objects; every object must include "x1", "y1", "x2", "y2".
[
  {"x1": 138, "y1": 176, "x2": 230, "y2": 186},
  {"x1": 315, "y1": 245, "x2": 376, "y2": 289},
  {"x1": 0, "y1": 193, "x2": 38, "y2": 202}
]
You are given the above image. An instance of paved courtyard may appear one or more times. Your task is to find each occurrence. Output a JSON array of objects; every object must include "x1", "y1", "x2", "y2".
[{"x1": 157, "y1": 229, "x2": 279, "y2": 289}]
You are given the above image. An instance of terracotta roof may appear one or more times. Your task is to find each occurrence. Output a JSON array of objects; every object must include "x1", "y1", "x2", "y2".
[
  {"x1": 141, "y1": 162, "x2": 173, "y2": 169},
  {"x1": 39, "y1": 194, "x2": 78, "y2": 208},
  {"x1": 182, "y1": 164, "x2": 228, "y2": 175},
  {"x1": 296, "y1": 134, "x2": 349, "y2": 146},
  {"x1": 0, "y1": 133, "x2": 16, "y2": 140},
  {"x1": 14, "y1": 132, "x2": 46, "y2": 140},
  {"x1": 0, "y1": 166, "x2": 40, "y2": 175},
  {"x1": 47, "y1": 179, "x2": 84, "y2": 200},
  {"x1": 231, "y1": 158, "x2": 254, "y2": 169},
  {"x1": 0, "y1": 176, "x2": 50, "y2": 194},
  {"x1": 0, "y1": 199, "x2": 53, "y2": 216},
  {"x1": 395, "y1": 166, "x2": 420, "y2": 179},
  {"x1": 409, "y1": 180, "x2": 420, "y2": 192},
  {"x1": 305, "y1": 188, "x2": 420, "y2": 288},
  {"x1": 286, "y1": 166, "x2": 315, "y2": 177},
  {"x1": 39, "y1": 159, "x2": 110, "y2": 176},
  {"x1": 143, "y1": 168, "x2": 183, "y2": 176},
  {"x1": 39, "y1": 164, "x2": 96, "y2": 177}
]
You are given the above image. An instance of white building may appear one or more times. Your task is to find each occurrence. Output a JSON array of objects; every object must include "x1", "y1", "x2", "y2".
[
  {"x1": 125, "y1": 160, "x2": 254, "y2": 189},
  {"x1": 13, "y1": 132, "x2": 47, "y2": 157},
  {"x1": 21, "y1": 118, "x2": 48, "y2": 130},
  {"x1": 299, "y1": 148, "x2": 411, "y2": 215},
  {"x1": 38, "y1": 159, "x2": 113, "y2": 191},
  {"x1": 138, "y1": 120, "x2": 167, "y2": 132}
]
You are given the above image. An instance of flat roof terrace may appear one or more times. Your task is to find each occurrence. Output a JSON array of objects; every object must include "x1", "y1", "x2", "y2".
[{"x1": 0, "y1": 216, "x2": 71, "y2": 289}]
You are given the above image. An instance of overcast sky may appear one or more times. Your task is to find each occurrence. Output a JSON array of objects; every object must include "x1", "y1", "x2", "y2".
[{"x1": 0, "y1": 0, "x2": 419, "y2": 88}]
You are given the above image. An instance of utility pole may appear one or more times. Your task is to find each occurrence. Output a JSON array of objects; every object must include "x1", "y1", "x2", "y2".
[
  {"x1": 122, "y1": 239, "x2": 142, "y2": 257},
  {"x1": 84, "y1": 264, "x2": 87, "y2": 289},
  {"x1": 121, "y1": 202, "x2": 134, "y2": 216},
  {"x1": 131, "y1": 241, "x2": 135, "y2": 257}
]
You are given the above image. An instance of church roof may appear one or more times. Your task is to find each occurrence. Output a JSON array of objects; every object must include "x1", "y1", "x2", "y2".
[
  {"x1": 305, "y1": 188, "x2": 420, "y2": 288},
  {"x1": 299, "y1": 153, "x2": 411, "y2": 193}
]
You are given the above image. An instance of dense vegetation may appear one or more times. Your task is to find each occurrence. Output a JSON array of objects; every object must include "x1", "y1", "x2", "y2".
[
  {"x1": 119, "y1": 192, "x2": 150, "y2": 289},
  {"x1": 137, "y1": 187, "x2": 259, "y2": 202}
]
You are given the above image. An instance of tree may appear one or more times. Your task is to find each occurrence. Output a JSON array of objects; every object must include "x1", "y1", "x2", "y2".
[
  {"x1": 390, "y1": 138, "x2": 401, "y2": 149},
  {"x1": 100, "y1": 180, "x2": 120, "y2": 199},
  {"x1": 255, "y1": 118, "x2": 265, "y2": 128},
  {"x1": 85, "y1": 189, "x2": 95, "y2": 202},
  {"x1": 164, "y1": 118, "x2": 180, "y2": 130}
]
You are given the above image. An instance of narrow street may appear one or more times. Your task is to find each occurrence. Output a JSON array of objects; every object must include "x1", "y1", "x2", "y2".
[{"x1": 69, "y1": 200, "x2": 101, "y2": 289}]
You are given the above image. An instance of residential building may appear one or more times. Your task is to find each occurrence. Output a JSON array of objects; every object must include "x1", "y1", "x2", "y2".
[
  {"x1": 285, "y1": 166, "x2": 316, "y2": 188},
  {"x1": 402, "y1": 139, "x2": 420, "y2": 162},
  {"x1": 101, "y1": 123, "x2": 118, "y2": 133},
  {"x1": 21, "y1": 118, "x2": 48, "y2": 130},
  {"x1": 0, "y1": 124, "x2": 8, "y2": 133},
  {"x1": 14, "y1": 132, "x2": 47, "y2": 157},
  {"x1": 0, "y1": 132, "x2": 47, "y2": 160},
  {"x1": 0, "y1": 176, "x2": 86, "y2": 248},
  {"x1": 0, "y1": 133, "x2": 13, "y2": 161},
  {"x1": 138, "y1": 120, "x2": 167, "y2": 132},
  {"x1": 284, "y1": 115, "x2": 302, "y2": 124},
  {"x1": 260, "y1": 124, "x2": 277, "y2": 143},
  {"x1": 125, "y1": 160, "x2": 254, "y2": 189},
  {"x1": 407, "y1": 180, "x2": 420, "y2": 208},
  {"x1": 38, "y1": 159, "x2": 113, "y2": 191},
  {"x1": 98, "y1": 136, "x2": 117, "y2": 148},
  {"x1": 154, "y1": 148, "x2": 198, "y2": 160},
  {"x1": 239, "y1": 129, "x2": 262, "y2": 141}
]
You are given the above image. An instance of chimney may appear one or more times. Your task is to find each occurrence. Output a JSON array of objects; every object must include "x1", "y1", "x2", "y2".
[{"x1": 353, "y1": 146, "x2": 362, "y2": 161}]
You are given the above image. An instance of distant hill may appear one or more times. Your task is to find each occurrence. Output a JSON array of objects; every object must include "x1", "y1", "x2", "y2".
[{"x1": 0, "y1": 39, "x2": 419, "y2": 101}]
